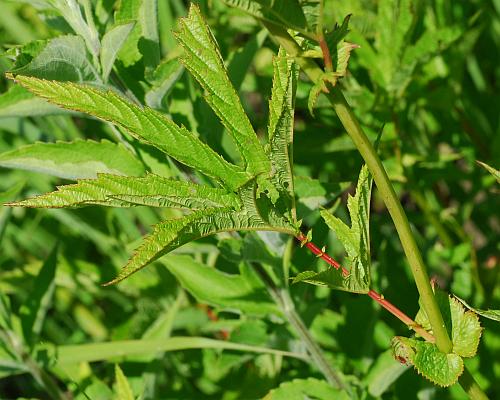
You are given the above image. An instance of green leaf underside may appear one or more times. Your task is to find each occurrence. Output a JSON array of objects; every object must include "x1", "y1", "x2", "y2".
[
  {"x1": 107, "y1": 182, "x2": 295, "y2": 284},
  {"x1": 163, "y1": 255, "x2": 279, "y2": 316},
  {"x1": 264, "y1": 377, "x2": 349, "y2": 400},
  {"x1": 12, "y1": 35, "x2": 99, "y2": 83},
  {"x1": 0, "y1": 140, "x2": 144, "y2": 180},
  {"x1": 100, "y1": 22, "x2": 135, "y2": 81},
  {"x1": 0, "y1": 85, "x2": 67, "y2": 118},
  {"x1": 268, "y1": 48, "x2": 297, "y2": 205},
  {"x1": 294, "y1": 165, "x2": 372, "y2": 293},
  {"x1": 9, "y1": 75, "x2": 249, "y2": 191},
  {"x1": 392, "y1": 337, "x2": 463, "y2": 387},
  {"x1": 222, "y1": 0, "x2": 312, "y2": 37},
  {"x1": 455, "y1": 295, "x2": 500, "y2": 323},
  {"x1": 175, "y1": 5, "x2": 269, "y2": 176},
  {"x1": 415, "y1": 288, "x2": 482, "y2": 358},
  {"x1": 8, "y1": 173, "x2": 240, "y2": 210}
]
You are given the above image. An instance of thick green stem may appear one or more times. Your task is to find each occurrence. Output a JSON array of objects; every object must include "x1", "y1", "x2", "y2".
[
  {"x1": 327, "y1": 89, "x2": 452, "y2": 353},
  {"x1": 262, "y1": 19, "x2": 452, "y2": 355},
  {"x1": 458, "y1": 368, "x2": 489, "y2": 400}
]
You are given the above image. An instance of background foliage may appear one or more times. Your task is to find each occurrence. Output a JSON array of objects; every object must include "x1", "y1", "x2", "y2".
[{"x1": 0, "y1": 0, "x2": 498, "y2": 399}]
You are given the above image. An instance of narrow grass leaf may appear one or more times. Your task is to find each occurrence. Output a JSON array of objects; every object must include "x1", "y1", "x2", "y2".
[
  {"x1": 49, "y1": 337, "x2": 308, "y2": 366},
  {"x1": 20, "y1": 246, "x2": 57, "y2": 344}
]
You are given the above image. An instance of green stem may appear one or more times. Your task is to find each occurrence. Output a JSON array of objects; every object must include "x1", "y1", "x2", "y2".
[
  {"x1": 262, "y1": 19, "x2": 452, "y2": 354},
  {"x1": 261, "y1": 20, "x2": 490, "y2": 399},
  {"x1": 458, "y1": 368, "x2": 490, "y2": 400},
  {"x1": 251, "y1": 262, "x2": 348, "y2": 392},
  {"x1": 327, "y1": 89, "x2": 452, "y2": 352}
]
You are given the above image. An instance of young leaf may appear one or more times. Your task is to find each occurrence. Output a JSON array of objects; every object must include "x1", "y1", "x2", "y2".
[
  {"x1": 392, "y1": 337, "x2": 463, "y2": 387},
  {"x1": 8, "y1": 173, "x2": 240, "y2": 210},
  {"x1": 175, "y1": 5, "x2": 270, "y2": 176},
  {"x1": 9, "y1": 75, "x2": 250, "y2": 191},
  {"x1": 415, "y1": 288, "x2": 482, "y2": 358},
  {"x1": 100, "y1": 22, "x2": 135, "y2": 82},
  {"x1": 0, "y1": 140, "x2": 145, "y2": 180},
  {"x1": 268, "y1": 48, "x2": 298, "y2": 208},
  {"x1": 144, "y1": 58, "x2": 184, "y2": 109},
  {"x1": 114, "y1": 364, "x2": 134, "y2": 400},
  {"x1": 263, "y1": 377, "x2": 350, "y2": 400},
  {"x1": 162, "y1": 255, "x2": 280, "y2": 316},
  {"x1": 293, "y1": 165, "x2": 372, "y2": 293}
]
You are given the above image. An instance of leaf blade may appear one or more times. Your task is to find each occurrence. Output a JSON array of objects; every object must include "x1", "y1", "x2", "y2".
[
  {"x1": 175, "y1": 5, "x2": 270, "y2": 176},
  {"x1": 0, "y1": 139, "x2": 145, "y2": 180},
  {"x1": 10, "y1": 75, "x2": 250, "y2": 190}
]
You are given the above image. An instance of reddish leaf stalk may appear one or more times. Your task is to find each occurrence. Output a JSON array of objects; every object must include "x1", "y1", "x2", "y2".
[
  {"x1": 295, "y1": 234, "x2": 435, "y2": 343},
  {"x1": 318, "y1": 36, "x2": 333, "y2": 72}
]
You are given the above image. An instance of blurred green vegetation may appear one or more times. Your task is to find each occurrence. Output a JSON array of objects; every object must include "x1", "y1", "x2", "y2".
[{"x1": 0, "y1": 0, "x2": 498, "y2": 399}]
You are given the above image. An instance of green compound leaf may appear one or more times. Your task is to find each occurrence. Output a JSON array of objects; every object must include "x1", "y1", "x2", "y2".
[
  {"x1": 107, "y1": 183, "x2": 295, "y2": 284},
  {"x1": 263, "y1": 377, "x2": 350, "y2": 400},
  {"x1": 455, "y1": 295, "x2": 500, "y2": 323},
  {"x1": 8, "y1": 173, "x2": 240, "y2": 210},
  {"x1": 9, "y1": 74, "x2": 250, "y2": 191},
  {"x1": 415, "y1": 288, "x2": 482, "y2": 358},
  {"x1": 267, "y1": 48, "x2": 298, "y2": 212},
  {"x1": 293, "y1": 165, "x2": 372, "y2": 293},
  {"x1": 175, "y1": 5, "x2": 270, "y2": 176},
  {"x1": 392, "y1": 337, "x2": 463, "y2": 387},
  {"x1": 0, "y1": 140, "x2": 145, "y2": 180}
]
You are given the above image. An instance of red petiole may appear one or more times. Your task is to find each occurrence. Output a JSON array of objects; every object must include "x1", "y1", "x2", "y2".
[{"x1": 295, "y1": 233, "x2": 435, "y2": 343}]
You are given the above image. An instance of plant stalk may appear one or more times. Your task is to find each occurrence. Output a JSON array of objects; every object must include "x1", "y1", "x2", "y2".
[
  {"x1": 458, "y1": 368, "x2": 490, "y2": 400},
  {"x1": 262, "y1": 19, "x2": 452, "y2": 354},
  {"x1": 261, "y1": 20, "x2": 490, "y2": 398},
  {"x1": 251, "y1": 262, "x2": 348, "y2": 392},
  {"x1": 296, "y1": 234, "x2": 435, "y2": 343}
]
